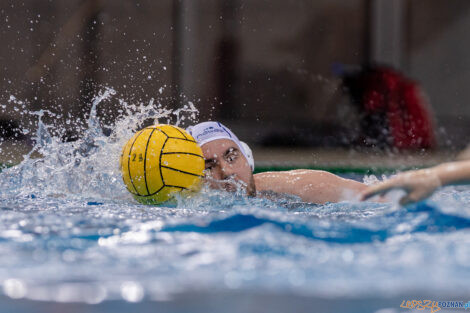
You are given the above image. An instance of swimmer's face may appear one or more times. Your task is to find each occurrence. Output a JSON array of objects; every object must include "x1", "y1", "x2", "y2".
[{"x1": 201, "y1": 139, "x2": 256, "y2": 196}]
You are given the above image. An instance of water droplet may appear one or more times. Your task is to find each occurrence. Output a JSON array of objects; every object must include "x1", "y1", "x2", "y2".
[
  {"x1": 121, "y1": 281, "x2": 144, "y2": 302},
  {"x1": 3, "y1": 279, "x2": 27, "y2": 299},
  {"x1": 342, "y1": 249, "x2": 354, "y2": 263}
]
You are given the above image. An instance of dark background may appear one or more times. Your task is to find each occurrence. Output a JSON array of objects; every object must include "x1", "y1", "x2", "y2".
[{"x1": 1, "y1": 0, "x2": 470, "y2": 151}]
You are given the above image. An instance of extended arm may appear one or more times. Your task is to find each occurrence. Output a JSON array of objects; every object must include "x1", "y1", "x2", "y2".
[
  {"x1": 361, "y1": 160, "x2": 470, "y2": 204},
  {"x1": 254, "y1": 169, "x2": 366, "y2": 204}
]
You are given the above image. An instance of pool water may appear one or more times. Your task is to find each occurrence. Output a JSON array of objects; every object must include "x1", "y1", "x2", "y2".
[{"x1": 0, "y1": 90, "x2": 469, "y2": 311}]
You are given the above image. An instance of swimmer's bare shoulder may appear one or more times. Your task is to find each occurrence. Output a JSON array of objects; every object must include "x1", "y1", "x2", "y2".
[{"x1": 254, "y1": 169, "x2": 366, "y2": 204}]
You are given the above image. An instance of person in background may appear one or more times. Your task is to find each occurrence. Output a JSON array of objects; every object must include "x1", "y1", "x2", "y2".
[
  {"x1": 187, "y1": 121, "x2": 366, "y2": 204},
  {"x1": 341, "y1": 65, "x2": 435, "y2": 150},
  {"x1": 361, "y1": 160, "x2": 470, "y2": 204}
]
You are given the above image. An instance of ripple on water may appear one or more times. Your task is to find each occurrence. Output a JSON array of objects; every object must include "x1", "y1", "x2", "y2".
[{"x1": 0, "y1": 89, "x2": 469, "y2": 302}]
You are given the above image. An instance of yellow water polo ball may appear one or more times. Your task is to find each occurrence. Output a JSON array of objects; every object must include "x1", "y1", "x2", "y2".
[{"x1": 120, "y1": 124, "x2": 205, "y2": 204}]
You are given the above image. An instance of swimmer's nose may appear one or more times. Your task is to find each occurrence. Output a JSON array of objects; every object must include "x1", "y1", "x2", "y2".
[
  {"x1": 207, "y1": 168, "x2": 223, "y2": 180},
  {"x1": 221, "y1": 164, "x2": 236, "y2": 180}
]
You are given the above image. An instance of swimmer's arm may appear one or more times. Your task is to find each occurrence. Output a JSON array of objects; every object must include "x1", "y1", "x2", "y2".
[
  {"x1": 254, "y1": 169, "x2": 366, "y2": 204},
  {"x1": 361, "y1": 160, "x2": 470, "y2": 204},
  {"x1": 435, "y1": 160, "x2": 470, "y2": 186}
]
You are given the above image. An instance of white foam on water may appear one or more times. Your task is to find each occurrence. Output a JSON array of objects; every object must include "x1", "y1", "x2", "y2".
[{"x1": 0, "y1": 88, "x2": 470, "y2": 303}]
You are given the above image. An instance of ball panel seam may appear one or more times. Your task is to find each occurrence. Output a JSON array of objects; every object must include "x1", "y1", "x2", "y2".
[
  {"x1": 160, "y1": 165, "x2": 204, "y2": 177},
  {"x1": 127, "y1": 130, "x2": 145, "y2": 196},
  {"x1": 157, "y1": 127, "x2": 169, "y2": 137},
  {"x1": 138, "y1": 184, "x2": 165, "y2": 197},
  {"x1": 172, "y1": 126, "x2": 188, "y2": 139},
  {"x1": 167, "y1": 137, "x2": 196, "y2": 143},
  {"x1": 143, "y1": 128, "x2": 157, "y2": 195},
  {"x1": 159, "y1": 136, "x2": 169, "y2": 186},
  {"x1": 161, "y1": 152, "x2": 204, "y2": 159},
  {"x1": 164, "y1": 185, "x2": 185, "y2": 190}
]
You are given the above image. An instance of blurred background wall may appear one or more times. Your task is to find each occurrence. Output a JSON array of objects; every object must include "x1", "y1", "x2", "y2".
[{"x1": 1, "y1": 0, "x2": 469, "y2": 150}]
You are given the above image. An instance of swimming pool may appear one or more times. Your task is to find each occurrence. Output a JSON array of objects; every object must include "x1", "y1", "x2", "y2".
[{"x1": 1, "y1": 92, "x2": 469, "y2": 313}]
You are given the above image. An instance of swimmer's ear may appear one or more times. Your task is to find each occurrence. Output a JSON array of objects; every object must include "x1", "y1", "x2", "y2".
[{"x1": 240, "y1": 141, "x2": 254, "y2": 171}]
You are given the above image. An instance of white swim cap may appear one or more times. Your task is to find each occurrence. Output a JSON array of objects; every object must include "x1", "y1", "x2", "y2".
[{"x1": 187, "y1": 121, "x2": 255, "y2": 171}]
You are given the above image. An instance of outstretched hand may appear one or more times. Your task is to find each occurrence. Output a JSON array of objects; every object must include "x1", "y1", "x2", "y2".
[{"x1": 361, "y1": 169, "x2": 442, "y2": 205}]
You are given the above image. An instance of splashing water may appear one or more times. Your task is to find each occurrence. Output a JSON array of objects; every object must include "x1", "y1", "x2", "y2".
[
  {"x1": 0, "y1": 89, "x2": 470, "y2": 305},
  {"x1": 0, "y1": 87, "x2": 199, "y2": 200}
]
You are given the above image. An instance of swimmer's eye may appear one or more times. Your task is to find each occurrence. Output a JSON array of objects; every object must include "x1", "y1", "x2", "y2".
[{"x1": 225, "y1": 149, "x2": 239, "y2": 163}]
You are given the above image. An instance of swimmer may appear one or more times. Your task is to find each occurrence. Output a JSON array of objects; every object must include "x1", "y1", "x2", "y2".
[
  {"x1": 187, "y1": 121, "x2": 366, "y2": 204},
  {"x1": 361, "y1": 160, "x2": 470, "y2": 204}
]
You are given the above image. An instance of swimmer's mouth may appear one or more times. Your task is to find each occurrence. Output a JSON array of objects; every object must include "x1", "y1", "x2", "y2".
[
  {"x1": 223, "y1": 182, "x2": 237, "y2": 192},
  {"x1": 204, "y1": 176, "x2": 243, "y2": 193}
]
